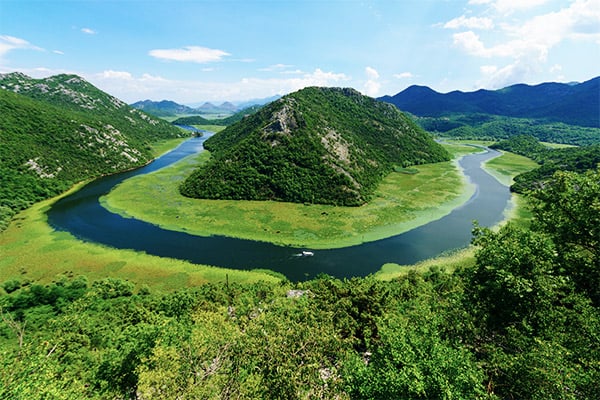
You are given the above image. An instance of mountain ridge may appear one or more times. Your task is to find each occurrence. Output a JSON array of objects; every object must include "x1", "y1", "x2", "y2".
[{"x1": 379, "y1": 77, "x2": 600, "y2": 127}]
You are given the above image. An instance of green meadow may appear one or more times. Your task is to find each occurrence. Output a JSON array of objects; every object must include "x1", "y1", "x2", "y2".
[
  {"x1": 377, "y1": 145, "x2": 538, "y2": 280},
  {"x1": 102, "y1": 143, "x2": 481, "y2": 249}
]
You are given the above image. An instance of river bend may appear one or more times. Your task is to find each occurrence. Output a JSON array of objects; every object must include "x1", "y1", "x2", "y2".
[{"x1": 48, "y1": 137, "x2": 510, "y2": 281}]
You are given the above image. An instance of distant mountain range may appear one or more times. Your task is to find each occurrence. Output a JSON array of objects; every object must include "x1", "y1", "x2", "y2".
[
  {"x1": 131, "y1": 95, "x2": 281, "y2": 118},
  {"x1": 379, "y1": 77, "x2": 599, "y2": 128},
  {"x1": 179, "y1": 87, "x2": 449, "y2": 206}
]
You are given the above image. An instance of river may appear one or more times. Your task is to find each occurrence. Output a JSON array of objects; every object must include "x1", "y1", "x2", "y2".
[{"x1": 48, "y1": 136, "x2": 511, "y2": 281}]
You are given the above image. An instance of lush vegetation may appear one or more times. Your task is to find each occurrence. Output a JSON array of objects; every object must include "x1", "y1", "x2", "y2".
[
  {"x1": 180, "y1": 87, "x2": 450, "y2": 206},
  {"x1": 0, "y1": 73, "x2": 185, "y2": 231},
  {"x1": 419, "y1": 115, "x2": 600, "y2": 146},
  {"x1": 2, "y1": 168, "x2": 599, "y2": 399},
  {"x1": 490, "y1": 135, "x2": 600, "y2": 192}
]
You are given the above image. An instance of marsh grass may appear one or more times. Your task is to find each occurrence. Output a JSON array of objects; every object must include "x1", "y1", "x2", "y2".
[
  {"x1": 103, "y1": 143, "x2": 482, "y2": 249},
  {"x1": 149, "y1": 138, "x2": 189, "y2": 157},
  {"x1": 483, "y1": 151, "x2": 539, "y2": 186},
  {"x1": 375, "y1": 247, "x2": 477, "y2": 280},
  {"x1": 0, "y1": 198, "x2": 280, "y2": 290}
]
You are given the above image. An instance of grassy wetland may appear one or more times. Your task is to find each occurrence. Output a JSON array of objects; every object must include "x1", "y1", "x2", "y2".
[{"x1": 102, "y1": 142, "x2": 483, "y2": 249}]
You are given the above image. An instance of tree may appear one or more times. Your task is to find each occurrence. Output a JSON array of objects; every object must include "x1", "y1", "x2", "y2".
[{"x1": 531, "y1": 168, "x2": 600, "y2": 304}]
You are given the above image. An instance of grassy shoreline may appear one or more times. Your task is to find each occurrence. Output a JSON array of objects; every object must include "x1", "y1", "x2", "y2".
[{"x1": 102, "y1": 143, "x2": 480, "y2": 249}]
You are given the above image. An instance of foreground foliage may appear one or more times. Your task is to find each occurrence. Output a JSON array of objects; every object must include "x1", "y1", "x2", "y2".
[{"x1": 2, "y1": 168, "x2": 599, "y2": 399}]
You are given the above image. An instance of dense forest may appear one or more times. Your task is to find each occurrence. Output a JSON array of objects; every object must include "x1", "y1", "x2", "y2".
[
  {"x1": 0, "y1": 73, "x2": 184, "y2": 230},
  {"x1": 180, "y1": 87, "x2": 450, "y2": 206},
  {"x1": 2, "y1": 168, "x2": 599, "y2": 399}
]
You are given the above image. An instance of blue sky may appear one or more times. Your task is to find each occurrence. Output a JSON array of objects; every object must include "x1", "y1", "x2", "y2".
[{"x1": 1, "y1": 0, "x2": 599, "y2": 104}]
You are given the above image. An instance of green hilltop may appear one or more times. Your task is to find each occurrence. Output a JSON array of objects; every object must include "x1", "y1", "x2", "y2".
[
  {"x1": 180, "y1": 87, "x2": 450, "y2": 206},
  {"x1": 0, "y1": 72, "x2": 185, "y2": 230}
]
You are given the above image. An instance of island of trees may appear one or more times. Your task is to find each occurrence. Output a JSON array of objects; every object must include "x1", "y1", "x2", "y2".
[{"x1": 180, "y1": 87, "x2": 450, "y2": 206}]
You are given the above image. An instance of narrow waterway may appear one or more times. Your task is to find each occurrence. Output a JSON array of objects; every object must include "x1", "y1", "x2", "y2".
[{"x1": 48, "y1": 137, "x2": 510, "y2": 281}]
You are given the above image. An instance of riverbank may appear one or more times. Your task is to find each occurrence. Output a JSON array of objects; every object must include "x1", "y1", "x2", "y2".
[
  {"x1": 376, "y1": 145, "x2": 539, "y2": 281},
  {"x1": 102, "y1": 142, "x2": 481, "y2": 249}
]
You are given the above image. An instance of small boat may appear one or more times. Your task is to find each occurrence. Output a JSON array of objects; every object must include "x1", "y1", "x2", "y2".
[{"x1": 301, "y1": 251, "x2": 314, "y2": 257}]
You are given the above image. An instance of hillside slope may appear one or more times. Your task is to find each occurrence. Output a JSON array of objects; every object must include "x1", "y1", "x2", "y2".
[
  {"x1": 180, "y1": 87, "x2": 449, "y2": 206},
  {"x1": 0, "y1": 72, "x2": 185, "y2": 229},
  {"x1": 130, "y1": 99, "x2": 196, "y2": 117},
  {"x1": 379, "y1": 76, "x2": 600, "y2": 127}
]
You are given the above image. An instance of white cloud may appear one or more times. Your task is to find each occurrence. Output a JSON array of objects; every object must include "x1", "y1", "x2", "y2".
[
  {"x1": 0, "y1": 35, "x2": 43, "y2": 58},
  {"x1": 444, "y1": 15, "x2": 494, "y2": 30},
  {"x1": 477, "y1": 59, "x2": 539, "y2": 88},
  {"x1": 100, "y1": 70, "x2": 133, "y2": 80},
  {"x1": 451, "y1": 1, "x2": 600, "y2": 88},
  {"x1": 362, "y1": 67, "x2": 380, "y2": 97},
  {"x1": 81, "y1": 28, "x2": 97, "y2": 35},
  {"x1": 393, "y1": 72, "x2": 414, "y2": 79},
  {"x1": 53, "y1": 50, "x2": 65, "y2": 55},
  {"x1": 363, "y1": 80, "x2": 381, "y2": 97},
  {"x1": 549, "y1": 64, "x2": 562, "y2": 73},
  {"x1": 259, "y1": 63, "x2": 294, "y2": 72},
  {"x1": 365, "y1": 66, "x2": 379, "y2": 80},
  {"x1": 480, "y1": 65, "x2": 498, "y2": 76},
  {"x1": 455, "y1": 0, "x2": 600, "y2": 67},
  {"x1": 452, "y1": 31, "x2": 489, "y2": 57},
  {"x1": 148, "y1": 46, "x2": 230, "y2": 63},
  {"x1": 493, "y1": 0, "x2": 549, "y2": 14},
  {"x1": 87, "y1": 68, "x2": 350, "y2": 103}
]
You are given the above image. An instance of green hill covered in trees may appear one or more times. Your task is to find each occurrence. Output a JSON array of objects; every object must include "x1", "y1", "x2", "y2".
[
  {"x1": 180, "y1": 87, "x2": 450, "y2": 206},
  {"x1": 0, "y1": 72, "x2": 185, "y2": 230}
]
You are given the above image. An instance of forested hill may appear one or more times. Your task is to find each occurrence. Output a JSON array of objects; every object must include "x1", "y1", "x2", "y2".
[
  {"x1": 180, "y1": 87, "x2": 450, "y2": 206},
  {"x1": 130, "y1": 99, "x2": 197, "y2": 117},
  {"x1": 379, "y1": 76, "x2": 599, "y2": 127},
  {"x1": 0, "y1": 72, "x2": 185, "y2": 230}
]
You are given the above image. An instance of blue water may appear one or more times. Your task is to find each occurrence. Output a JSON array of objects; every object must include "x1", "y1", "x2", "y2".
[{"x1": 48, "y1": 137, "x2": 510, "y2": 281}]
